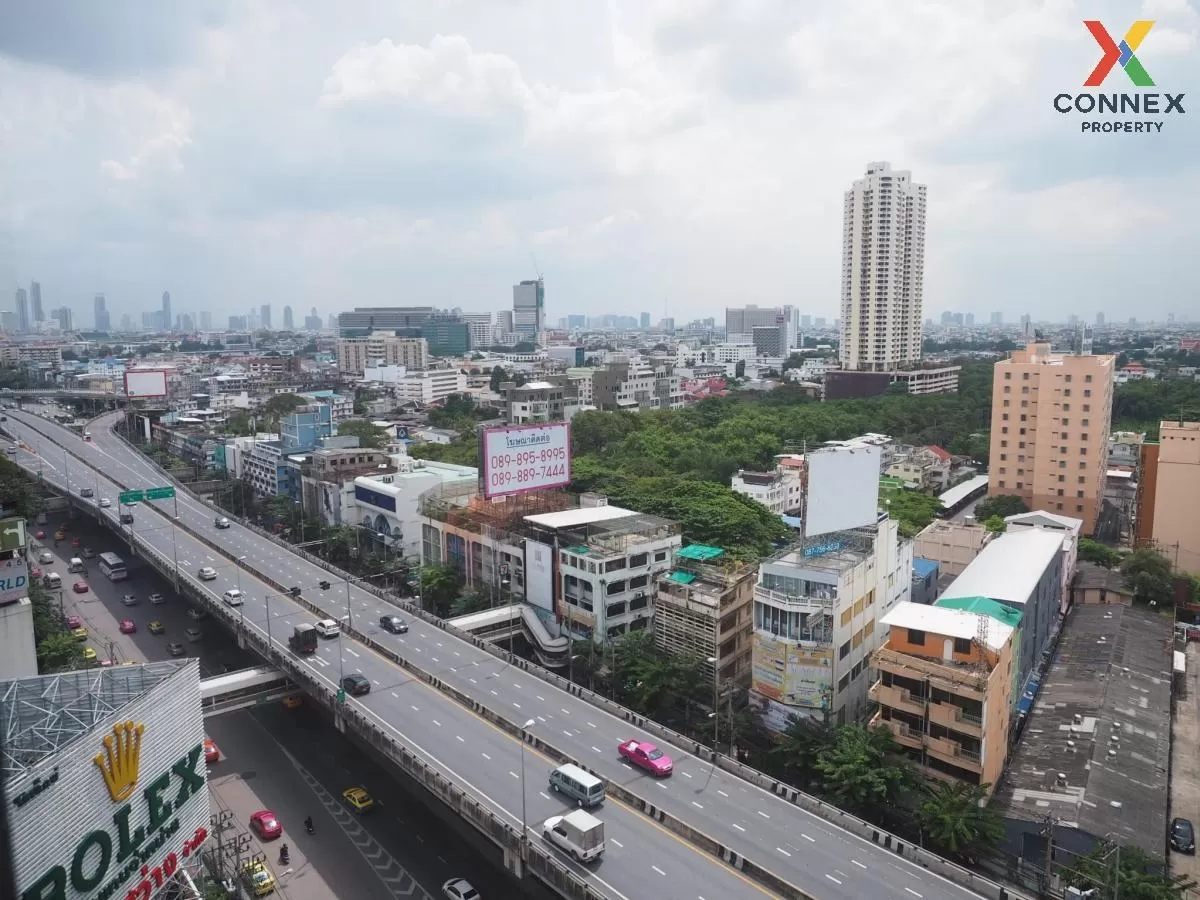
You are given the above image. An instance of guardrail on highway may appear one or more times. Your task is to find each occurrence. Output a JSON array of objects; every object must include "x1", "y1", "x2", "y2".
[{"x1": 63, "y1": 415, "x2": 1019, "y2": 900}]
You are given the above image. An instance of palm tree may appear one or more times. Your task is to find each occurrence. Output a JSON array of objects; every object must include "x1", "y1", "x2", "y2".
[
  {"x1": 915, "y1": 781, "x2": 1004, "y2": 861},
  {"x1": 769, "y1": 717, "x2": 833, "y2": 790},
  {"x1": 814, "y1": 725, "x2": 913, "y2": 818},
  {"x1": 418, "y1": 563, "x2": 461, "y2": 617}
]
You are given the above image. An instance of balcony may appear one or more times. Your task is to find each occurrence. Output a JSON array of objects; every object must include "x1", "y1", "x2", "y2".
[
  {"x1": 868, "y1": 681, "x2": 926, "y2": 716},
  {"x1": 871, "y1": 714, "x2": 923, "y2": 750},
  {"x1": 928, "y1": 701, "x2": 983, "y2": 736},
  {"x1": 753, "y1": 585, "x2": 835, "y2": 614},
  {"x1": 924, "y1": 737, "x2": 983, "y2": 772}
]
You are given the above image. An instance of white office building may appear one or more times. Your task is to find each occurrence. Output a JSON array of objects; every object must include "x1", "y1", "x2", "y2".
[
  {"x1": 839, "y1": 161, "x2": 927, "y2": 372},
  {"x1": 751, "y1": 518, "x2": 912, "y2": 730},
  {"x1": 395, "y1": 370, "x2": 468, "y2": 406}
]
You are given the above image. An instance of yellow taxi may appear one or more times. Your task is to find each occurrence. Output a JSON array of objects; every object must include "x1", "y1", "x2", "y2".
[
  {"x1": 54, "y1": 530, "x2": 66, "y2": 541},
  {"x1": 71, "y1": 626, "x2": 88, "y2": 642},
  {"x1": 82, "y1": 648, "x2": 97, "y2": 662},
  {"x1": 281, "y1": 695, "x2": 302, "y2": 709},
  {"x1": 342, "y1": 786, "x2": 375, "y2": 812},
  {"x1": 148, "y1": 620, "x2": 166, "y2": 635},
  {"x1": 240, "y1": 860, "x2": 276, "y2": 896}
]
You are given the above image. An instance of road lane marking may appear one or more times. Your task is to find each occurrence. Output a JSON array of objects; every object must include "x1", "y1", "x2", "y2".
[
  {"x1": 651, "y1": 866, "x2": 666, "y2": 876},
  {"x1": 717, "y1": 790, "x2": 728, "y2": 797},
  {"x1": 592, "y1": 746, "x2": 602, "y2": 753},
  {"x1": 481, "y1": 752, "x2": 490, "y2": 760},
  {"x1": 852, "y1": 860, "x2": 867, "y2": 869},
  {"x1": 681, "y1": 771, "x2": 692, "y2": 779},
  {"x1": 509, "y1": 771, "x2": 519, "y2": 779},
  {"x1": 825, "y1": 874, "x2": 842, "y2": 885},
  {"x1": 455, "y1": 735, "x2": 464, "y2": 743},
  {"x1": 905, "y1": 890, "x2": 923, "y2": 898},
  {"x1": 801, "y1": 833, "x2": 815, "y2": 842},
  {"x1": 732, "y1": 824, "x2": 745, "y2": 832},
  {"x1": 512, "y1": 702, "x2": 521, "y2": 709},
  {"x1": 432, "y1": 720, "x2": 441, "y2": 727},
  {"x1": 776, "y1": 848, "x2": 791, "y2": 857},
  {"x1": 691, "y1": 801, "x2": 703, "y2": 809},
  {"x1": 756, "y1": 810, "x2": 770, "y2": 819},
  {"x1": 610, "y1": 838, "x2": 624, "y2": 848},
  {"x1": 536, "y1": 695, "x2": 545, "y2": 702}
]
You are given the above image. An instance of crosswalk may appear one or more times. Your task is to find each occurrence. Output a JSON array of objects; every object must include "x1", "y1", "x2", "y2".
[{"x1": 282, "y1": 747, "x2": 434, "y2": 900}]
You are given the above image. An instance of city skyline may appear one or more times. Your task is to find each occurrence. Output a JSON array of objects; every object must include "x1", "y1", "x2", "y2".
[{"x1": 1, "y1": 2, "x2": 1198, "y2": 324}]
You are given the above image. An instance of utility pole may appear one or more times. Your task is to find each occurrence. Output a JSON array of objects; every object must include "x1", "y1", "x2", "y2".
[{"x1": 1041, "y1": 813, "x2": 1058, "y2": 891}]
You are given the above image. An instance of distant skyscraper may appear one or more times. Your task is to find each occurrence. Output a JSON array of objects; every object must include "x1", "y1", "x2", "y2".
[
  {"x1": 53, "y1": 307, "x2": 73, "y2": 332},
  {"x1": 180, "y1": 313, "x2": 194, "y2": 332},
  {"x1": 14, "y1": 288, "x2": 29, "y2": 333},
  {"x1": 800, "y1": 314, "x2": 812, "y2": 329},
  {"x1": 93, "y1": 294, "x2": 110, "y2": 332},
  {"x1": 964, "y1": 313, "x2": 975, "y2": 326},
  {"x1": 199, "y1": 311, "x2": 212, "y2": 331},
  {"x1": 512, "y1": 278, "x2": 545, "y2": 336},
  {"x1": 839, "y1": 161, "x2": 927, "y2": 372},
  {"x1": 726, "y1": 305, "x2": 797, "y2": 349},
  {"x1": 161, "y1": 291, "x2": 172, "y2": 332},
  {"x1": 990, "y1": 312, "x2": 1003, "y2": 325},
  {"x1": 120, "y1": 314, "x2": 133, "y2": 331},
  {"x1": 639, "y1": 312, "x2": 650, "y2": 329},
  {"x1": 260, "y1": 304, "x2": 272, "y2": 330},
  {"x1": 30, "y1": 281, "x2": 43, "y2": 323},
  {"x1": 282, "y1": 305, "x2": 294, "y2": 330},
  {"x1": 1095, "y1": 312, "x2": 1105, "y2": 326}
]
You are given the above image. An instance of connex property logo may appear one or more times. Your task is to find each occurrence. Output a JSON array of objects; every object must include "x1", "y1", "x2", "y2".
[{"x1": 1053, "y1": 19, "x2": 1185, "y2": 134}]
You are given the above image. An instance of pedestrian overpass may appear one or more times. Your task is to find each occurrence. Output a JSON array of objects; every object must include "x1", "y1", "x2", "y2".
[
  {"x1": 200, "y1": 665, "x2": 297, "y2": 716},
  {"x1": 448, "y1": 603, "x2": 569, "y2": 668}
]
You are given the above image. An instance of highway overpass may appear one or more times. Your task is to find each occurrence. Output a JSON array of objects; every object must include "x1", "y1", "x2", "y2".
[{"x1": 1, "y1": 409, "x2": 1019, "y2": 900}]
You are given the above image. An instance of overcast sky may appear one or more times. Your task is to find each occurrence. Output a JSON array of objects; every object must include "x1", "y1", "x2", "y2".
[{"x1": 1, "y1": 0, "x2": 1197, "y2": 328}]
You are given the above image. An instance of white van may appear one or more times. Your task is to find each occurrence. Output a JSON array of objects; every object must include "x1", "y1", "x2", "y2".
[
  {"x1": 43, "y1": 572, "x2": 62, "y2": 589},
  {"x1": 314, "y1": 619, "x2": 341, "y2": 638},
  {"x1": 68, "y1": 557, "x2": 85, "y2": 573},
  {"x1": 548, "y1": 763, "x2": 605, "y2": 808}
]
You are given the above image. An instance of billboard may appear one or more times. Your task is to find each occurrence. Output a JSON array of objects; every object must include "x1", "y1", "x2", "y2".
[
  {"x1": 751, "y1": 633, "x2": 833, "y2": 709},
  {"x1": 10, "y1": 663, "x2": 207, "y2": 900},
  {"x1": 124, "y1": 370, "x2": 168, "y2": 399},
  {"x1": 0, "y1": 554, "x2": 30, "y2": 606},
  {"x1": 524, "y1": 539, "x2": 555, "y2": 613},
  {"x1": 480, "y1": 423, "x2": 571, "y2": 499},
  {"x1": 804, "y1": 444, "x2": 882, "y2": 537}
]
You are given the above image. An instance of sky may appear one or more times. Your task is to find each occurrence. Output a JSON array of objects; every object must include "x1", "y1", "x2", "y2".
[{"x1": 1, "y1": 0, "x2": 1198, "y2": 328}]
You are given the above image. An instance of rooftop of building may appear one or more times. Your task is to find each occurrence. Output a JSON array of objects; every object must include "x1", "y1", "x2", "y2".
[
  {"x1": 1, "y1": 660, "x2": 197, "y2": 781},
  {"x1": 734, "y1": 471, "x2": 780, "y2": 486},
  {"x1": 937, "y1": 474, "x2": 991, "y2": 508},
  {"x1": 1005, "y1": 510, "x2": 1083, "y2": 533},
  {"x1": 940, "y1": 528, "x2": 1065, "y2": 606},
  {"x1": 913, "y1": 558, "x2": 940, "y2": 580},
  {"x1": 1073, "y1": 561, "x2": 1133, "y2": 596},
  {"x1": 761, "y1": 528, "x2": 878, "y2": 577},
  {"x1": 934, "y1": 595, "x2": 1023, "y2": 629},
  {"x1": 526, "y1": 502, "x2": 680, "y2": 554},
  {"x1": 881, "y1": 601, "x2": 1014, "y2": 651},
  {"x1": 992, "y1": 603, "x2": 1172, "y2": 856}
]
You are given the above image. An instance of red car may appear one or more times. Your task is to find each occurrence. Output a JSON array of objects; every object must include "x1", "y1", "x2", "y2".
[
  {"x1": 71, "y1": 537, "x2": 81, "y2": 548},
  {"x1": 72, "y1": 581, "x2": 89, "y2": 594},
  {"x1": 119, "y1": 620, "x2": 137, "y2": 634},
  {"x1": 66, "y1": 615, "x2": 82, "y2": 629},
  {"x1": 618, "y1": 739, "x2": 674, "y2": 776},
  {"x1": 249, "y1": 810, "x2": 282, "y2": 840},
  {"x1": 204, "y1": 739, "x2": 220, "y2": 764},
  {"x1": 34, "y1": 530, "x2": 45, "y2": 539},
  {"x1": 30, "y1": 566, "x2": 41, "y2": 578}
]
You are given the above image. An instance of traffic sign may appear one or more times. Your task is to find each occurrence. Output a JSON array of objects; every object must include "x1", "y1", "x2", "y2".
[
  {"x1": 146, "y1": 486, "x2": 176, "y2": 501},
  {"x1": 336, "y1": 689, "x2": 346, "y2": 705},
  {"x1": 118, "y1": 490, "x2": 144, "y2": 505}
]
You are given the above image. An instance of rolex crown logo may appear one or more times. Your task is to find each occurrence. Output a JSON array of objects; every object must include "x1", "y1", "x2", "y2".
[{"x1": 94, "y1": 720, "x2": 145, "y2": 802}]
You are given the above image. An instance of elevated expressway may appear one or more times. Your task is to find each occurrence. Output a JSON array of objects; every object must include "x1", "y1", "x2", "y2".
[{"x1": 2, "y1": 409, "x2": 1017, "y2": 900}]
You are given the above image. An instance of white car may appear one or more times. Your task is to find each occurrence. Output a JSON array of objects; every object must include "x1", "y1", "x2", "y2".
[
  {"x1": 120, "y1": 594, "x2": 138, "y2": 607},
  {"x1": 197, "y1": 566, "x2": 217, "y2": 581},
  {"x1": 99, "y1": 498, "x2": 112, "y2": 508},
  {"x1": 222, "y1": 589, "x2": 245, "y2": 607},
  {"x1": 441, "y1": 879, "x2": 479, "y2": 900},
  {"x1": 314, "y1": 619, "x2": 341, "y2": 638},
  {"x1": 38, "y1": 550, "x2": 53, "y2": 564}
]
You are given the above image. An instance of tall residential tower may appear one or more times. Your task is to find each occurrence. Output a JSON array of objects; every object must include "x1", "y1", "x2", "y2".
[{"x1": 839, "y1": 162, "x2": 927, "y2": 372}]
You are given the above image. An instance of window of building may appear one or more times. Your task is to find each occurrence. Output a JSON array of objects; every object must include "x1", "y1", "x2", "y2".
[
  {"x1": 1021, "y1": 400, "x2": 1028, "y2": 408},
  {"x1": 629, "y1": 574, "x2": 649, "y2": 590},
  {"x1": 1005, "y1": 372, "x2": 1012, "y2": 379},
  {"x1": 838, "y1": 674, "x2": 851, "y2": 692},
  {"x1": 629, "y1": 552, "x2": 648, "y2": 568},
  {"x1": 1002, "y1": 427, "x2": 1008, "y2": 434},
  {"x1": 606, "y1": 580, "x2": 626, "y2": 595},
  {"x1": 1077, "y1": 490, "x2": 1084, "y2": 498},
  {"x1": 1076, "y1": 504, "x2": 1084, "y2": 512},
  {"x1": 1080, "y1": 447, "x2": 1088, "y2": 456},
  {"x1": 1081, "y1": 433, "x2": 1088, "y2": 442},
  {"x1": 1019, "y1": 441, "x2": 1025, "y2": 449},
  {"x1": 839, "y1": 640, "x2": 851, "y2": 660},
  {"x1": 1000, "y1": 454, "x2": 1007, "y2": 461},
  {"x1": 1023, "y1": 372, "x2": 1029, "y2": 380},
  {"x1": 1020, "y1": 414, "x2": 1027, "y2": 422},
  {"x1": 1084, "y1": 389, "x2": 1091, "y2": 397},
  {"x1": 1064, "y1": 389, "x2": 1071, "y2": 397},
  {"x1": 1083, "y1": 404, "x2": 1090, "y2": 412},
  {"x1": 1085, "y1": 374, "x2": 1093, "y2": 383},
  {"x1": 1062, "y1": 418, "x2": 1069, "y2": 426},
  {"x1": 1001, "y1": 440, "x2": 1008, "y2": 448},
  {"x1": 1080, "y1": 461, "x2": 1087, "y2": 469},
  {"x1": 1082, "y1": 418, "x2": 1089, "y2": 427},
  {"x1": 1002, "y1": 413, "x2": 1009, "y2": 421},
  {"x1": 1059, "y1": 460, "x2": 1066, "y2": 469},
  {"x1": 1017, "y1": 468, "x2": 1024, "y2": 476},
  {"x1": 1057, "y1": 488, "x2": 1064, "y2": 496},
  {"x1": 654, "y1": 550, "x2": 668, "y2": 562},
  {"x1": 1079, "y1": 476, "x2": 1086, "y2": 484},
  {"x1": 953, "y1": 637, "x2": 972, "y2": 655},
  {"x1": 605, "y1": 558, "x2": 627, "y2": 573},
  {"x1": 1056, "y1": 502, "x2": 1063, "y2": 510},
  {"x1": 1064, "y1": 374, "x2": 1073, "y2": 383},
  {"x1": 1058, "y1": 474, "x2": 1064, "y2": 482},
  {"x1": 998, "y1": 480, "x2": 1006, "y2": 488},
  {"x1": 1016, "y1": 482, "x2": 1024, "y2": 489},
  {"x1": 1022, "y1": 386, "x2": 1029, "y2": 394},
  {"x1": 1003, "y1": 400, "x2": 1010, "y2": 407},
  {"x1": 1003, "y1": 385, "x2": 1011, "y2": 393}
]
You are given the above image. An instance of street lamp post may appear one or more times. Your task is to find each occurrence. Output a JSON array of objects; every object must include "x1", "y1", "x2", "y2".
[
  {"x1": 264, "y1": 593, "x2": 274, "y2": 660},
  {"x1": 519, "y1": 718, "x2": 535, "y2": 860},
  {"x1": 706, "y1": 655, "x2": 719, "y2": 755}
]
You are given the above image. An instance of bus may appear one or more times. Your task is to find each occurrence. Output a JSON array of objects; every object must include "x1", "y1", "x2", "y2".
[
  {"x1": 98, "y1": 552, "x2": 128, "y2": 582},
  {"x1": 199, "y1": 666, "x2": 294, "y2": 715}
]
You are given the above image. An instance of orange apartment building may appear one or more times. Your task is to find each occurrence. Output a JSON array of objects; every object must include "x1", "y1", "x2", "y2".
[
  {"x1": 870, "y1": 601, "x2": 1015, "y2": 793},
  {"x1": 1140, "y1": 421, "x2": 1200, "y2": 575},
  {"x1": 987, "y1": 344, "x2": 1115, "y2": 535}
]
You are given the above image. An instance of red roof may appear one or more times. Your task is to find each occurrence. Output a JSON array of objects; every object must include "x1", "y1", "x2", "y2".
[{"x1": 925, "y1": 445, "x2": 951, "y2": 462}]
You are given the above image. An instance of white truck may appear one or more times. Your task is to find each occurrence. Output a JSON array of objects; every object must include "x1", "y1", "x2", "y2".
[{"x1": 542, "y1": 809, "x2": 606, "y2": 863}]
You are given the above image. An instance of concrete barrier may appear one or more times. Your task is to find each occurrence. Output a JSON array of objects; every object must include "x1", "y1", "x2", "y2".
[{"x1": 60, "y1": 416, "x2": 1025, "y2": 900}]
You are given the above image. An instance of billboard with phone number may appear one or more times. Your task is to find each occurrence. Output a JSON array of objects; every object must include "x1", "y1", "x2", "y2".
[{"x1": 480, "y1": 423, "x2": 571, "y2": 499}]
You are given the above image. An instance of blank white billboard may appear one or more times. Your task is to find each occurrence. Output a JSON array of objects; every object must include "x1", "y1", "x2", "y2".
[
  {"x1": 805, "y1": 445, "x2": 881, "y2": 537},
  {"x1": 524, "y1": 539, "x2": 555, "y2": 613},
  {"x1": 124, "y1": 370, "x2": 168, "y2": 398}
]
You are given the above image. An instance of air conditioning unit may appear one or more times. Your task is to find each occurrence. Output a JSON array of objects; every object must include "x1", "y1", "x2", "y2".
[{"x1": 635, "y1": 591, "x2": 646, "y2": 599}]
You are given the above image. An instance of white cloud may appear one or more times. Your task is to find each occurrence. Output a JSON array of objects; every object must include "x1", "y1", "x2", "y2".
[{"x1": 0, "y1": 0, "x2": 1197, "y2": 325}]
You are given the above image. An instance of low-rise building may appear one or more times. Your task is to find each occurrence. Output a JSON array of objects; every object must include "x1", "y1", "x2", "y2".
[
  {"x1": 395, "y1": 369, "x2": 468, "y2": 406},
  {"x1": 871, "y1": 600, "x2": 1016, "y2": 794},
  {"x1": 885, "y1": 445, "x2": 952, "y2": 492},
  {"x1": 591, "y1": 360, "x2": 685, "y2": 412},
  {"x1": 992, "y1": 603, "x2": 1172, "y2": 875},
  {"x1": 1069, "y1": 562, "x2": 1134, "y2": 607},
  {"x1": 730, "y1": 454, "x2": 805, "y2": 516},
  {"x1": 913, "y1": 520, "x2": 995, "y2": 579},
  {"x1": 502, "y1": 377, "x2": 577, "y2": 425},
  {"x1": 350, "y1": 458, "x2": 479, "y2": 559},
  {"x1": 749, "y1": 518, "x2": 912, "y2": 730},
  {"x1": 1004, "y1": 510, "x2": 1082, "y2": 613},
  {"x1": 938, "y1": 528, "x2": 1065, "y2": 701},
  {"x1": 655, "y1": 544, "x2": 756, "y2": 690}
]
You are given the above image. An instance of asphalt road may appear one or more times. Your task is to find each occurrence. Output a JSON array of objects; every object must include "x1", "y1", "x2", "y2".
[
  {"x1": 32, "y1": 512, "x2": 533, "y2": 900},
  {"x1": 3, "y1": 408, "x2": 995, "y2": 900}
]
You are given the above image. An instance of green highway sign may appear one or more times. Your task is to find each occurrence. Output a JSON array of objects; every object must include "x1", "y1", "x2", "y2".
[
  {"x1": 146, "y1": 486, "x2": 176, "y2": 501},
  {"x1": 336, "y1": 689, "x2": 346, "y2": 705},
  {"x1": 118, "y1": 490, "x2": 144, "y2": 505}
]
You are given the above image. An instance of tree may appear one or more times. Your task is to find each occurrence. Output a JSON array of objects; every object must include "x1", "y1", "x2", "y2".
[
  {"x1": 1121, "y1": 548, "x2": 1175, "y2": 607},
  {"x1": 1078, "y1": 537, "x2": 1124, "y2": 569},
  {"x1": 335, "y1": 420, "x2": 390, "y2": 449},
  {"x1": 489, "y1": 365, "x2": 506, "y2": 392},
  {"x1": 769, "y1": 718, "x2": 834, "y2": 792},
  {"x1": 884, "y1": 490, "x2": 943, "y2": 537},
  {"x1": 981, "y1": 515, "x2": 1007, "y2": 533},
  {"x1": 38, "y1": 631, "x2": 84, "y2": 672},
  {"x1": 418, "y1": 563, "x2": 462, "y2": 617},
  {"x1": 1069, "y1": 843, "x2": 1193, "y2": 900},
  {"x1": 813, "y1": 725, "x2": 912, "y2": 818},
  {"x1": 449, "y1": 590, "x2": 491, "y2": 618},
  {"x1": 974, "y1": 494, "x2": 1029, "y2": 522},
  {"x1": 915, "y1": 781, "x2": 1004, "y2": 861}
]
